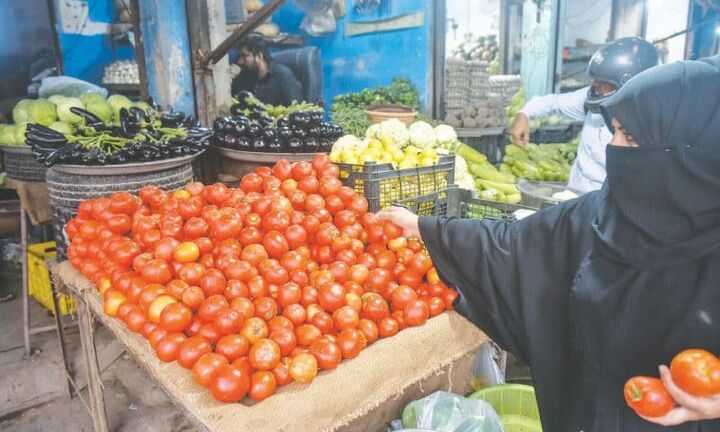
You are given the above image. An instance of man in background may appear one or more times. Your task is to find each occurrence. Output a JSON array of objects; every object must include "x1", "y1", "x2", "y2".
[{"x1": 231, "y1": 34, "x2": 302, "y2": 106}]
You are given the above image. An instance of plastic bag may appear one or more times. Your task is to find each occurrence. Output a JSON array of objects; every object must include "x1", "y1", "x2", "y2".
[
  {"x1": 400, "y1": 391, "x2": 504, "y2": 432},
  {"x1": 470, "y1": 342, "x2": 506, "y2": 391},
  {"x1": 38, "y1": 76, "x2": 108, "y2": 99}
]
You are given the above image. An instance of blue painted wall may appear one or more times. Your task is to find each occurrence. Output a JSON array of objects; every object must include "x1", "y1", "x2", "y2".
[
  {"x1": 688, "y1": 3, "x2": 719, "y2": 59},
  {"x1": 271, "y1": 0, "x2": 433, "y2": 112},
  {"x1": 53, "y1": 0, "x2": 135, "y2": 85},
  {"x1": 0, "y1": 1, "x2": 57, "y2": 99}
]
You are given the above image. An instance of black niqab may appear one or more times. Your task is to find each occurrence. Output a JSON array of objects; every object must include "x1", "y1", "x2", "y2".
[
  {"x1": 419, "y1": 56, "x2": 720, "y2": 431},
  {"x1": 597, "y1": 56, "x2": 720, "y2": 268}
]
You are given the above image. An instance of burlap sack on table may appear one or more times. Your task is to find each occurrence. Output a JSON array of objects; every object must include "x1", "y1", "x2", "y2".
[
  {"x1": 53, "y1": 261, "x2": 488, "y2": 432},
  {"x1": 4, "y1": 178, "x2": 51, "y2": 225}
]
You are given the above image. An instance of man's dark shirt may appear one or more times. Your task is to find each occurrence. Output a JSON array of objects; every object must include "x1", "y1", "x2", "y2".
[{"x1": 231, "y1": 62, "x2": 303, "y2": 106}]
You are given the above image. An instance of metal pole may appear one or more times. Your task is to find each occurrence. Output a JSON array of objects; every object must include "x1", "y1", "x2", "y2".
[
  {"x1": 129, "y1": 0, "x2": 149, "y2": 101},
  {"x1": 21, "y1": 205, "x2": 30, "y2": 357}
]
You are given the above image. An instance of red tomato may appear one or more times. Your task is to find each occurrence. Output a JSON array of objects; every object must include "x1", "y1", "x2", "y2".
[
  {"x1": 289, "y1": 353, "x2": 317, "y2": 384},
  {"x1": 378, "y1": 317, "x2": 400, "y2": 338},
  {"x1": 197, "y1": 295, "x2": 229, "y2": 322},
  {"x1": 192, "y1": 353, "x2": 229, "y2": 388},
  {"x1": 241, "y1": 244, "x2": 269, "y2": 266},
  {"x1": 426, "y1": 296, "x2": 446, "y2": 317},
  {"x1": 177, "y1": 336, "x2": 213, "y2": 369},
  {"x1": 254, "y1": 297, "x2": 279, "y2": 321},
  {"x1": 215, "y1": 334, "x2": 250, "y2": 362},
  {"x1": 318, "y1": 282, "x2": 346, "y2": 312},
  {"x1": 624, "y1": 376, "x2": 674, "y2": 417},
  {"x1": 670, "y1": 349, "x2": 720, "y2": 397},
  {"x1": 210, "y1": 365, "x2": 250, "y2": 402},
  {"x1": 357, "y1": 319, "x2": 379, "y2": 344},
  {"x1": 249, "y1": 370, "x2": 277, "y2": 401},
  {"x1": 332, "y1": 306, "x2": 359, "y2": 331},
  {"x1": 240, "y1": 317, "x2": 269, "y2": 345},
  {"x1": 200, "y1": 268, "x2": 226, "y2": 296},
  {"x1": 335, "y1": 328, "x2": 366, "y2": 359},
  {"x1": 295, "y1": 324, "x2": 323, "y2": 347},
  {"x1": 159, "y1": 302, "x2": 192, "y2": 332},
  {"x1": 215, "y1": 308, "x2": 245, "y2": 335},
  {"x1": 249, "y1": 338, "x2": 281, "y2": 371},
  {"x1": 361, "y1": 293, "x2": 390, "y2": 322},
  {"x1": 269, "y1": 328, "x2": 297, "y2": 357},
  {"x1": 272, "y1": 358, "x2": 293, "y2": 386},
  {"x1": 292, "y1": 161, "x2": 313, "y2": 180},
  {"x1": 240, "y1": 173, "x2": 263, "y2": 193},
  {"x1": 403, "y1": 299, "x2": 430, "y2": 326},
  {"x1": 309, "y1": 339, "x2": 342, "y2": 370},
  {"x1": 365, "y1": 268, "x2": 391, "y2": 293},
  {"x1": 263, "y1": 230, "x2": 290, "y2": 259}
]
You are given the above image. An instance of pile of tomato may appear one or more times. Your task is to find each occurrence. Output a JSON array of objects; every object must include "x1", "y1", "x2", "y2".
[{"x1": 66, "y1": 154, "x2": 459, "y2": 403}]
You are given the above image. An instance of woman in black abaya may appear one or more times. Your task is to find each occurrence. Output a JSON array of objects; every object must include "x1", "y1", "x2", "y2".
[{"x1": 379, "y1": 56, "x2": 720, "y2": 431}]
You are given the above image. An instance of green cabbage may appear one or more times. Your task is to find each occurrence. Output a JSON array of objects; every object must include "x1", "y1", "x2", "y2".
[
  {"x1": 0, "y1": 125, "x2": 16, "y2": 145},
  {"x1": 14, "y1": 123, "x2": 28, "y2": 145},
  {"x1": 27, "y1": 99, "x2": 57, "y2": 126},
  {"x1": 49, "y1": 121, "x2": 74, "y2": 136},
  {"x1": 48, "y1": 95, "x2": 67, "y2": 105},
  {"x1": 12, "y1": 99, "x2": 33, "y2": 123},
  {"x1": 56, "y1": 97, "x2": 85, "y2": 124},
  {"x1": 107, "y1": 94, "x2": 133, "y2": 122},
  {"x1": 84, "y1": 99, "x2": 113, "y2": 124},
  {"x1": 79, "y1": 92, "x2": 106, "y2": 106}
]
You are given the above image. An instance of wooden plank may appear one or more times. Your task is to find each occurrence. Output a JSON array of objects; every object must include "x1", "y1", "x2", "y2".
[
  {"x1": 78, "y1": 299, "x2": 110, "y2": 432},
  {"x1": 186, "y1": 0, "x2": 232, "y2": 126},
  {"x1": 200, "y1": 0, "x2": 288, "y2": 68},
  {"x1": 129, "y1": 0, "x2": 149, "y2": 101}
]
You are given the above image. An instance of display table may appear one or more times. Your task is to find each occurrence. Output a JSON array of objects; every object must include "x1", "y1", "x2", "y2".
[
  {"x1": 3, "y1": 178, "x2": 55, "y2": 357},
  {"x1": 51, "y1": 261, "x2": 488, "y2": 432}
]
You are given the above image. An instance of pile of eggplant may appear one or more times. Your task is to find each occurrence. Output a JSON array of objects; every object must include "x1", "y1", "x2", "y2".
[
  {"x1": 26, "y1": 104, "x2": 212, "y2": 166},
  {"x1": 212, "y1": 93, "x2": 344, "y2": 153}
]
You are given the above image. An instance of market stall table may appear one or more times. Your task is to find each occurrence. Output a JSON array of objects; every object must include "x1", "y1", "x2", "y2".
[
  {"x1": 51, "y1": 261, "x2": 489, "y2": 432},
  {"x1": 3, "y1": 178, "x2": 60, "y2": 358}
]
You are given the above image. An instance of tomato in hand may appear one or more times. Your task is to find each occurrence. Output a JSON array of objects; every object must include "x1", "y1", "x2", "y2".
[
  {"x1": 670, "y1": 349, "x2": 720, "y2": 397},
  {"x1": 624, "y1": 376, "x2": 674, "y2": 417}
]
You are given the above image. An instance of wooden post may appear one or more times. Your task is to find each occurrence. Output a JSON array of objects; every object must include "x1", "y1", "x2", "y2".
[
  {"x1": 129, "y1": 0, "x2": 149, "y2": 101},
  {"x1": 78, "y1": 300, "x2": 109, "y2": 432},
  {"x1": 186, "y1": 0, "x2": 233, "y2": 126}
]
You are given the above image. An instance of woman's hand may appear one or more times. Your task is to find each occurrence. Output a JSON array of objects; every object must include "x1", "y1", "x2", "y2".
[
  {"x1": 376, "y1": 207, "x2": 421, "y2": 239},
  {"x1": 641, "y1": 365, "x2": 720, "y2": 426}
]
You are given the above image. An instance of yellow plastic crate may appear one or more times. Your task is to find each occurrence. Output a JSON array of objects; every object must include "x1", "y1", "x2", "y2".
[{"x1": 28, "y1": 241, "x2": 77, "y2": 315}]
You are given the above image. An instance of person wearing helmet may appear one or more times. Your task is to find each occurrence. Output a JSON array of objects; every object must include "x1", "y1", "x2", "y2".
[{"x1": 509, "y1": 37, "x2": 660, "y2": 193}]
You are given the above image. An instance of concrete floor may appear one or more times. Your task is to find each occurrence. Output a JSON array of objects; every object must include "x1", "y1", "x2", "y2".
[{"x1": 0, "y1": 260, "x2": 193, "y2": 432}]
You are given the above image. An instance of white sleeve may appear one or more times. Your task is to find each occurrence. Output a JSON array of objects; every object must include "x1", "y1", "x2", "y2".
[{"x1": 519, "y1": 87, "x2": 589, "y2": 122}]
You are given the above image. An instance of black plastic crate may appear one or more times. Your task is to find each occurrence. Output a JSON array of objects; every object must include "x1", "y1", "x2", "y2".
[
  {"x1": 394, "y1": 187, "x2": 534, "y2": 222},
  {"x1": 456, "y1": 127, "x2": 508, "y2": 164},
  {"x1": 337, "y1": 155, "x2": 455, "y2": 213},
  {"x1": 531, "y1": 125, "x2": 572, "y2": 144}
]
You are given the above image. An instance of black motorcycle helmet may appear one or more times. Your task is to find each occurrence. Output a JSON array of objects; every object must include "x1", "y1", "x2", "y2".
[{"x1": 585, "y1": 37, "x2": 660, "y2": 113}]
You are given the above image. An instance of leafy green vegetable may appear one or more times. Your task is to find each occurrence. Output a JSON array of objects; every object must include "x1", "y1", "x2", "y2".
[
  {"x1": 56, "y1": 98, "x2": 85, "y2": 124},
  {"x1": 12, "y1": 99, "x2": 33, "y2": 124},
  {"x1": 27, "y1": 99, "x2": 58, "y2": 126}
]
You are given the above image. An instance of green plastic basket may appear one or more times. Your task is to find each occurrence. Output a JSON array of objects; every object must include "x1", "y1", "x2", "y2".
[{"x1": 469, "y1": 384, "x2": 542, "y2": 432}]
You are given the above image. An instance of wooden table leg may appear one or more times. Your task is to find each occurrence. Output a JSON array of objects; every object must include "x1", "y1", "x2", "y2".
[
  {"x1": 77, "y1": 298, "x2": 110, "y2": 432},
  {"x1": 21, "y1": 205, "x2": 31, "y2": 357},
  {"x1": 50, "y1": 276, "x2": 73, "y2": 398}
]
